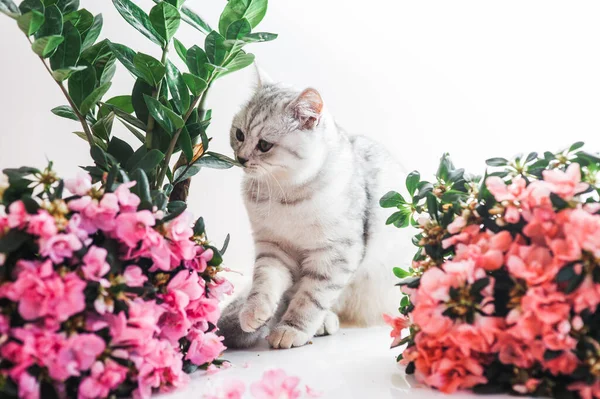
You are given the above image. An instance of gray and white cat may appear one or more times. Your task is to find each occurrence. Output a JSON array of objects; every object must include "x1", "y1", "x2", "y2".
[{"x1": 217, "y1": 72, "x2": 412, "y2": 349}]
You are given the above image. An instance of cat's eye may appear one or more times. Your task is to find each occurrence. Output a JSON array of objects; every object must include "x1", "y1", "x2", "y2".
[
  {"x1": 257, "y1": 139, "x2": 274, "y2": 153},
  {"x1": 236, "y1": 128, "x2": 245, "y2": 142}
]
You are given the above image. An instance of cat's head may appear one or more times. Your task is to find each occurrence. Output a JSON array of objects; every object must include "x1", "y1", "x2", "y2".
[{"x1": 230, "y1": 69, "x2": 328, "y2": 183}]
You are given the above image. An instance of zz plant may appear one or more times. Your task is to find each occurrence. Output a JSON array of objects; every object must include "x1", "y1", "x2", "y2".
[{"x1": 0, "y1": 0, "x2": 276, "y2": 199}]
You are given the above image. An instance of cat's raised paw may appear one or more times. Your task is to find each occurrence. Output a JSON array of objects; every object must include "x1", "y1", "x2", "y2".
[
  {"x1": 239, "y1": 299, "x2": 273, "y2": 333},
  {"x1": 267, "y1": 325, "x2": 310, "y2": 349}
]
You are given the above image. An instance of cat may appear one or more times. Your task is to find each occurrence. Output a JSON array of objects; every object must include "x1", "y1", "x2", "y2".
[{"x1": 217, "y1": 71, "x2": 413, "y2": 349}]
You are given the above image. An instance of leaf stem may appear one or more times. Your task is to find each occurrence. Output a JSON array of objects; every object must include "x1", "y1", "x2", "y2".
[
  {"x1": 26, "y1": 36, "x2": 95, "y2": 147},
  {"x1": 146, "y1": 44, "x2": 170, "y2": 150}
]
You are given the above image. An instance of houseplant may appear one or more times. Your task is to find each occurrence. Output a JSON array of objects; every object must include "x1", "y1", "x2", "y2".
[
  {"x1": 383, "y1": 144, "x2": 600, "y2": 398},
  {"x1": 0, "y1": 0, "x2": 277, "y2": 397}
]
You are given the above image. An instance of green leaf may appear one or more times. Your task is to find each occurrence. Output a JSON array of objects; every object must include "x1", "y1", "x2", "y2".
[
  {"x1": 486, "y1": 157, "x2": 509, "y2": 167},
  {"x1": 79, "y1": 82, "x2": 111, "y2": 115},
  {"x1": 53, "y1": 0, "x2": 79, "y2": 14},
  {"x1": 130, "y1": 169, "x2": 152, "y2": 206},
  {"x1": 134, "y1": 149, "x2": 165, "y2": 172},
  {"x1": 0, "y1": 0, "x2": 19, "y2": 17},
  {"x1": 393, "y1": 267, "x2": 410, "y2": 279},
  {"x1": 31, "y1": 35, "x2": 64, "y2": 57},
  {"x1": 217, "y1": 51, "x2": 254, "y2": 78},
  {"x1": 165, "y1": 0, "x2": 185, "y2": 8},
  {"x1": 51, "y1": 65, "x2": 86, "y2": 81},
  {"x1": 72, "y1": 131, "x2": 107, "y2": 150},
  {"x1": 173, "y1": 164, "x2": 199, "y2": 183},
  {"x1": 111, "y1": 105, "x2": 147, "y2": 131},
  {"x1": 243, "y1": 31, "x2": 277, "y2": 42},
  {"x1": 182, "y1": 73, "x2": 207, "y2": 96},
  {"x1": 133, "y1": 52, "x2": 166, "y2": 86},
  {"x1": 112, "y1": 0, "x2": 164, "y2": 45},
  {"x1": 436, "y1": 153, "x2": 454, "y2": 181},
  {"x1": 19, "y1": 0, "x2": 42, "y2": 14},
  {"x1": 149, "y1": 1, "x2": 180, "y2": 42},
  {"x1": 73, "y1": 8, "x2": 93, "y2": 37},
  {"x1": 205, "y1": 30, "x2": 226, "y2": 65},
  {"x1": 569, "y1": 141, "x2": 585, "y2": 153},
  {"x1": 204, "y1": 151, "x2": 239, "y2": 167},
  {"x1": 406, "y1": 170, "x2": 420, "y2": 197},
  {"x1": 524, "y1": 152, "x2": 538, "y2": 164},
  {"x1": 166, "y1": 60, "x2": 190, "y2": 114},
  {"x1": 37, "y1": 4, "x2": 62, "y2": 37},
  {"x1": 426, "y1": 193, "x2": 438, "y2": 221},
  {"x1": 226, "y1": 18, "x2": 251, "y2": 40},
  {"x1": 186, "y1": 45, "x2": 209, "y2": 79},
  {"x1": 49, "y1": 21, "x2": 81, "y2": 69},
  {"x1": 179, "y1": 126, "x2": 193, "y2": 161},
  {"x1": 180, "y1": 6, "x2": 211, "y2": 34},
  {"x1": 173, "y1": 37, "x2": 187, "y2": 62},
  {"x1": 91, "y1": 111, "x2": 115, "y2": 141},
  {"x1": 132, "y1": 78, "x2": 153, "y2": 122},
  {"x1": 386, "y1": 211, "x2": 408, "y2": 228},
  {"x1": 380, "y1": 191, "x2": 406, "y2": 208},
  {"x1": 218, "y1": 0, "x2": 268, "y2": 36},
  {"x1": 68, "y1": 63, "x2": 96, "y2": 108},
  {"x1": 51, "y1": 105, "x2": 78, "y2": 120},
  {"x1": 17, "y1": 10, "x2": 44, "y2": 35},
  {"x1": 108, "y1": 42, "x2": 138, "y2": 76},
  {"x1": 118, "y1": 119, "x2": 145, "y2": 143},
  {"x1": 220, "y1": 233, "x2": 231, "y2": 255},
  {"x1": 107, "y1": 136, "x2": 134, "y2": 164},
  {"x1": 81, "y1": 14, "x2": 102, "y2": 50},
  {"x1": 105, "y1": 95, "x2": 134, "y2": 113},
  {"x1": 91, "y1": 145, "x2": 108, "y2": 168},
  {"x1": 0, "y1": 229, "x2": 29, "y2": 253},
  {"x1": 144, "y1": 95, "x2": 184, "y2": 134},
  {"x1": 193, "y1": 216, "x2": 205, "y2": 236}
]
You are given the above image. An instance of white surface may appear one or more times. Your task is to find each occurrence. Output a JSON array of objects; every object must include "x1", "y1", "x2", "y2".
[{"x1": 162, "y1": 326, "x2": 506, "y2": 399}]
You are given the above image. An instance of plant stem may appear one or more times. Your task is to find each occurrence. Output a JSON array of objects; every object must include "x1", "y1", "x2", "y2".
[
  {"x1": 27, "y1": 36, "x2": 95, "y2": 147},
  {"x1": 146, "y1": 45, "x2": 170, "y2": 150},
  {"x1": 155, "y1": 88, "x2": 209, "y2": 189}
]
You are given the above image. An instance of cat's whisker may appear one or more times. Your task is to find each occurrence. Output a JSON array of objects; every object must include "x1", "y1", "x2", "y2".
[
  {"x1": 263, "y1": 166, "x2": 288, "y2": 206},
  {"x1": 259, "y1": 166, "x2": 274, "y2": 217}
]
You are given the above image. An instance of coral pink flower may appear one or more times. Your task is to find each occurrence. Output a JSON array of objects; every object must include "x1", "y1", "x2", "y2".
[
  {"x1": 114, "y1": 181, "x2": 141, "y2": 212},
  {"x1": 544, "y1": 351, "x2": 578, "y2": 376},
  {"x1": 65, "y1": 172, "x2": 92, "y2": 196},
  {"x1": 205, "y1": 379, "x2": 246, "y2": 399},
  {"x1": 485, "y1": 176, "x2": 528, "y2": 223},
  {"x1": 453, "y1": 230, "x2": 512, "y2": 271},
  {"x1": 543, "y1": 163, "x2": 588, "y2": 200},
  {"x1": 27, "y1": 210, "x2": 57, "y2": 238},
  {"x1": 78, "y1": 360, "x2": 129, "y2": 399},
  {"x1": 39, "y1": 233, "x2": 82, "y2": 264},
  {"x1": 446, "y1": 216, "x2": 466, "y2": 234},
  {"x1": 186, "y1": 330, "x2": 226, "y2": 366},
  {"x1": 570, "y1": 275, "x2": 600, "y2": 313},
  {"x1": 383, "y1": 314, "x2": 410, "y2": 348},
  {"x1": 81, "y1": 246, "x2": 110, "y2": 282},
  {"x1": 7, "y1": 200, "x2": 30, "y2": 228},
  {"x1": 569, "y1": 381, "x2": 600, "y2": 399},
  {"x1": 123, "y1": 265, "x2": 148, "y2": 287},
  {"x1": 506, "y1": 244, "x2": 560, "y2": 286},
  {"x1": 562, "y1": 209, "x2": 600, "y2": 258},
  {"x1": 251, "y1": 369, "x2": 302, "y2": 399},
  {"x1": 513, "y1": 378, "x2": 541, "y2": 395},
  {"x1": 520, "y1": 285, "x2": 570, "y2": 325},
  {"x1": 18, "y1": 372, "x2": 39, "y2": 399},
  {"x1": 115, "y1": 210, "x2": 155, "y2": 248}
]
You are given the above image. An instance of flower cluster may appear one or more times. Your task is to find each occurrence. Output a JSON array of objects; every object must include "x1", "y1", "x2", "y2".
[
  {"x1": 383, "y1": 144, "x2": 600, "y2": 398},
  {"x1": 0, "y1": 166, "x2": 232, "y2": 399}
]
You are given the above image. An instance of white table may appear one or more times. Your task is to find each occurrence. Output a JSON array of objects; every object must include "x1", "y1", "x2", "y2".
[{"x1": 162, "y1": 326, "x2": 506, "y2": 399}]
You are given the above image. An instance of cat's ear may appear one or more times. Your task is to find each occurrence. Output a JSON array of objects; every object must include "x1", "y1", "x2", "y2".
[
  {"x1": 254, "y1": 63, "x2": 274, "y2": 88},
  {"x1": 290, "y1": 88, "x2": 324, "y2": 130}
]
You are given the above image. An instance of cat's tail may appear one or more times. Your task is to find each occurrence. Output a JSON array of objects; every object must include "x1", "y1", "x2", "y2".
[{"x1": 217, "y1": 293, "x2": 267, "y2": 349}]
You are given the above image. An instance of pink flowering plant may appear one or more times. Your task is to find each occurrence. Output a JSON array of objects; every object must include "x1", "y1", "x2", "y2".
[
  {"x1": 0, "y1": 164, "x2": 233, "y2": 399},
  {"x1": 382, "y1": 143, "x2": 600, "y2": 398}
]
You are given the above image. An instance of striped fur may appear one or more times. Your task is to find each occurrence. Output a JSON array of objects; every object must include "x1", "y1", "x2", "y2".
[{"x1": 217, "y1": 79, "x2": 413, "y2": 349}]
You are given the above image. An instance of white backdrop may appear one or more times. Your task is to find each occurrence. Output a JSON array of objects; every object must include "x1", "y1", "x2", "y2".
[{"x1": 1, "y1": 0, "x2": 600, "y2": 287}]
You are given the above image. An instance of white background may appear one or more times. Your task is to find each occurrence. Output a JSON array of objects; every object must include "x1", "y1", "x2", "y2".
[{"x1": 1, "y1": 0, "x2": 600, "y2": 287}]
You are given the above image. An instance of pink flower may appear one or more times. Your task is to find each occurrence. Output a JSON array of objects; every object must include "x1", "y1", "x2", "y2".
[
  {"x1": 159, "y1": 310, "x2": 192, "y2": 345},
  {"x1": 39, "y1": 233, "x2": 82, "y2": 264},
  {"x1": 305, "y1": 385, "x2": 323, "y2": 398},
  {"x1": 185, "y1": 247, "x2": 214, "y2": 273},
  {"x1": 114, "y1": 182, "x2": 141, "y2": 212},
  {"x1": 506, "y1": 244, "x2": 560, "y2": 286},
  {"x1": 205, "y1": 379, "x2": 246, "y2": 399},
  {"x1": 186, "y1": 330, "x2": 226, "y2": 366},
  {"x1": 65, "y1": 172, "x2": 92, "y2": 196},
  {"x1": 18, "y1": 372, "x2": 39, "y2": 399},
  {"x1": 453, "y1": 230, "x2": 512, "y2": 271},
  {"x1": 569, "y1": 381, "x2": 600, "y2": 399},
  {"x1": 447, "y1": 216, "x2": 466, "y2": 234},
  {"x1": 81, "y1": 246, "x2": 110, "y2": 282},
  {"x1": 562, "y1": 209, "x2": 600, "y2": 258},
  {"x1": 7, "y1": 200, "x2": 30, "y2": 228},
  {"x1": 168, "y1": 270, "x2": 204, "y2": 303},
  {"x1": 67, "y1": 213, "x2": 91, "y2": 241},
  {"x1": 207, "y1": 277, "x2": 234, "y2": 300},
  {"x1": 186, "y1": 296, "x2": 220, "y2": 328},
  {"x1": 27, "y1": 210, "x2": 57, "y2": 238},
  {"x1": 513, "y1": 378, "x2": 541, "y2": 395},
  {"x1": 543, "y1": 163, "x2": 589, "y2": 200},
  {"x1": 570, "y1": 275, "x2": 600, "y2": 313},
  {"x1": 383, "y1": 313, "x2": 410, "y2": 348},
  {"x1": 114, "y1": 210, "x2": 155, "y2": 248},
  {"x1": 521, "y1": 285, "x2": 570, "y2": 325},
  {"x1": 51, "y1": 333, "x2": 106, "y2": 381},
  {"x1": 544, "y1": 350, "x2": 578, "y2": 376},
  {"x1": 165, "y1": 211, "x2": 194, "y2": 242},
  {"x1": 78, "y1": 360, "x2": 129, "y2": 399},
  {"x1": 251, "y1": 369, "x2": 302, "y2": 399},
  {"x1": 123, "y1": 265, "x2": 148, "y2": 287},
  {"x1": 2, "y1": 260, "x2": 86, "y2": 322},
  {"x1": 486, "y1": 176, "x2": 528, "y2": 223}
]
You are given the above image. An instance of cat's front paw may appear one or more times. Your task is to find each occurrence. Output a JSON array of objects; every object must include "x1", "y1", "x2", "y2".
[
  {"x1": 239, "y1": 299, "x2": 273, "y2": 333},
  {"x1": 267, "y1": 325, "x2": 310, "y2": 349},
  {"x1": 315, "y1": 311, "x2": 340, "y2": 337}
]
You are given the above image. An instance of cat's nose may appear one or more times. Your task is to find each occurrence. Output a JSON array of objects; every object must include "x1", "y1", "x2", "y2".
[{"x1": 237, "y1": 156, "x2": 248, "y2": 166}]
